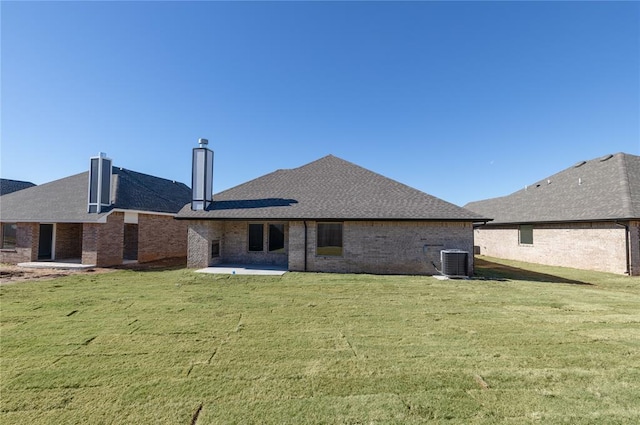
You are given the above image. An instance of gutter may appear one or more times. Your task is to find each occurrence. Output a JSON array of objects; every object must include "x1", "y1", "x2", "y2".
[
  {"x1": 175, "y1": 215, "x2": 489, "y2": 222},
  {"x1": 303, "y1": 220, "x2": 308, "y2": 272}
]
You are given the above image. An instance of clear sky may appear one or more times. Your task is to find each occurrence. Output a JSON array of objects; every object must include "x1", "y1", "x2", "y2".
[{"x1": 2, "y1": 1, "x2": 638, "y2": 207}]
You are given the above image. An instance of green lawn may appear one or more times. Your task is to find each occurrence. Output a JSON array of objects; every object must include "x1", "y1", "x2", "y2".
[{"x1": 1, "y1": 257, "x2": 639, "y2": 424}]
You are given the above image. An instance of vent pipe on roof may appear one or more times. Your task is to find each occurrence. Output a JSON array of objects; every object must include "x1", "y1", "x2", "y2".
[
  {"x1": 87, "y1": 153, "x2": 112, "y2": 213},
  {"x1": 191, "y1": 138, "x2": 214, "y2": 211}
]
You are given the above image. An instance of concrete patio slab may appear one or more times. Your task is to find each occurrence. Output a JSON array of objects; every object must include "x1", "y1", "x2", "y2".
[
  {"x1": 195, "y1": 264, "x2": 287, "y2": 276},
  {"x1": 17, "y1": 260, "x2": 96, "y2": 270}
]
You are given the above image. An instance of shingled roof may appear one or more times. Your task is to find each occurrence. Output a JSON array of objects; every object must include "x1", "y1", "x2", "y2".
[
  {"x1": 0, "y1": 167, "x2": 191, "y2": 223},
  {"x1": 0, "y1": 179, "x2": 36, "y2": 196},
  {"x1": 177, "y1": 155, "x2": 486, "y2": 221},
  {"x1": 465, "y1": 152, "x2": 640, "y2": 224}
]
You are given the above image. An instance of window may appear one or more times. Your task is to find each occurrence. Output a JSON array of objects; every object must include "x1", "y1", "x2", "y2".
[
  {"x1": 211, "y1": 240, "x2": 220, "y2": 258},
  {"x1": 2, "y1": 223, "x2": 17, "y2": 249},
  {"x1": 317, "y1": 222, "x2": 343, "y2": 256},
  {"x1": 268, "y1": 224, "x2": 285, "y2": 252},
  {"x1": 519, "y1": 225, "x2": 533, "y2": 245},
  {"x1": 248, "y1": 224, "x2": 264, "y2": 251}
]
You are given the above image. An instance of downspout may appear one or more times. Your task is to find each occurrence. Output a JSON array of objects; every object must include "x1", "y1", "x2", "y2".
[
  {"x1": 615, "y1": 221, "x2": 631, "y2": 275},
  {"x1": 303, "y1": 221, "x2": 308, "y2": 272}
]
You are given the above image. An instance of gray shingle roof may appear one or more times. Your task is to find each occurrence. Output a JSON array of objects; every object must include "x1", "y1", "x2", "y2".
[
  {"x1": 0, "y1": 167, "x2": 191, "y2": 223},
  {"x1": 465, "y1": 152, "x2": 640, "y2": 224},
  {"x1": 177, "y1": 155, "x2": 486, "y2": 221},
  {"x1": 0, "y1": 179, "x2": 36, "y2": 196}
]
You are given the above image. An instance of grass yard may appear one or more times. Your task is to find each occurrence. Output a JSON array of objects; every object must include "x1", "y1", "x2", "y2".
[{"x1": 1, "y1": 257, "x2": 639, "y2": 424}]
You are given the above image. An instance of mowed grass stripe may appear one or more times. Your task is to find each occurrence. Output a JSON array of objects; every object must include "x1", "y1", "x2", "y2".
[{"x1": 1, "y1": 257, "x2": 639, "y2": 424}]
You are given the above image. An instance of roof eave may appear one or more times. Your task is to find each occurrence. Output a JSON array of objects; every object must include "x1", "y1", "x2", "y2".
[
  {"x1": 482, "y1": 217, "x2": 639, "y2": 226},
  {"x1": 176, "y1": 215, "x2": 487, "y2": 222}
]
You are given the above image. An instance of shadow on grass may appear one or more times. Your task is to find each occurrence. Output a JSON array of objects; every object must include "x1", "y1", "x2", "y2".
[{"x1": 474, "y1": 258, "x2": 591, "y2": 285}]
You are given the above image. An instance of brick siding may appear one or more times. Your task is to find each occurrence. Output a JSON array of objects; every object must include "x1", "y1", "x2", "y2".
[
  {"x1": 0, "y1": 222, "x2": 38, "y2": 263},
  {"x1": 55, "y1": 223, "x2": 82, "y2": 260},
  {"x1": 81, "y1": 223, "x2": 99, "y2": 265},
  {"x1": 188, "y1": 219, "x2": 475, "y2": 275},
  {"x1": 187, "y1": 220, "x2": 222, "y2": 268},
  {"x1": 474, "y1": 221, "x2": 640, "y2": 275},
  {"x1": 290, "y1": 220, "x2": 473, "y2": 275},
  {"x1": 138, "y1": 214, "x2": 187, "y2": 263},
  {"x1": 95, "y1": 212, "x2": 124, "y2": 267},
  {"x1": 3, "y1": 212, "x2": 187, "y2": 267}
]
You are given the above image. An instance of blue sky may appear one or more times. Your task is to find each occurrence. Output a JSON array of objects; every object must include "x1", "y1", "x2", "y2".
[{"x1": 2, "y1": 1, "x2": 638, "y2": 207}]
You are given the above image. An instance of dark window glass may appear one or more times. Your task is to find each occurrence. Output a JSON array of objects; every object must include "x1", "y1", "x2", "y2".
[
  {"x1": 519, "y1": 225, "x2": 533, "y2": 245},
  {"x1": 211, "y1": 240, "x2": 220, "y2": 258},
  {"x1": 317, "y1": 223, "x2": 343, "y2": 256},
  {"x1": 248, "y1": 224, "x2": 264, "y2": 251},
  {"x1": 2, "y1": 223, "x2": 17, "y2": 249},
  {"x1": 268, "y1": 224, "x2": 285, "y2": 252}
]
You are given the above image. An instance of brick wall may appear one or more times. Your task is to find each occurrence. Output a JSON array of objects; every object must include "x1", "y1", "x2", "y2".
[
  {"x1": 188, "y1": 219, "x2": 475, "y2": 275},
  {"x1": 187, "y1": 220, "x2": 223, "y2": 268},
  {"x1": 97, "y1": 212, "x2": 124, "y2": 267},
  {"x1": 81, "y1": 213, "x2": 124, "y2": 267},
  {"x1": 291, "y1": 220, "x2": 474, "y2": 275},
  {"x1": 474, "y1": 222, "x2": 634, "y2": 275},
  {"x1": 138, "y1": 214, "x2": 187, "y2": 263},
  {"x1": 81, "y1": 223, "x2": 99, "y2": 265},
  {"x1": 219, "y1": 221, "x2": 289, "y2": 267},
  {"x1": 55, "y1": 223, "x2": 82, "y2": 260},
  {"x1": 123, "y1": 224, "x2": 138, "y2": 261},
  {"x1": 0, "y1": 222, "x2": 38, "y2": 263}
]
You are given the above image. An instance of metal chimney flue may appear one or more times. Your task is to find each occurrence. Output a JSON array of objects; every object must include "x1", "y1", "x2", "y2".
[{"x1": 191, "y1": 138, "x2": 214, "y2": 211}]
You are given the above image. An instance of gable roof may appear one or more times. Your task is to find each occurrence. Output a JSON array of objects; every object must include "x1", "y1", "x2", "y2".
[
  {"x1": 177, "y1": 155, "x2": 486, "y2": 221},
  {"x1": 0, "y1": 179, "x2": 36, "y2": 196},
  {"x1": 0, "y1": 167, "x2": 191, "y2": 223},
  {"x1": 465, "y1": 152, "x2": 640, "y2": 224}
]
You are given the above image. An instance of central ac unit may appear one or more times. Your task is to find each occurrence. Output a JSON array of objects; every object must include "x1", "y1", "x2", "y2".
[{"x1": 440, "y1": 250, "x2": 469, "y2": 277}]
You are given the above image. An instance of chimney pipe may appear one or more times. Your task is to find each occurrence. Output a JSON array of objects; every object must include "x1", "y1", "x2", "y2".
[
  {"x1": 87, "y1": 153, "x2": 112, "y2": 213},
  {"x1": 191, "y1": 138, "x2": 214, "y2": 211}
]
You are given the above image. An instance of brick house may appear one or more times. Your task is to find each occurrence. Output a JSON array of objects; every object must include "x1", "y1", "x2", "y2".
[
  {"x1": 0, "y1": 154, "x2": 191, "y2": 267},
  {"x1": 177, "y1": 142, "x2": 487, "y2": 275},
  {"x1": 465, "y1": 153, "x2": 640, "y2": 276}
]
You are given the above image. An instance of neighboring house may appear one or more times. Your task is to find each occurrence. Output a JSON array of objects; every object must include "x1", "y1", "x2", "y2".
[
  {"x1": 0, "y1": 154, "x2": 191, "y2": 267},
  {"x1": 0, "y1": 179, "x2": 36, "y2": 195},
  {"x1": 465, "y1": 152, "x2": 640, "y2": 276},
  {"x1": 177, "y1": 142, "x2": 488, "y2": 275}
]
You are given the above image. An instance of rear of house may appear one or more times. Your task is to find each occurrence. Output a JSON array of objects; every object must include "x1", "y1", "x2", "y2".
[
  {"x1": 466, "y1": 153, "x2": 640, "y2": 276},
  {"x1": 1, "y1": 154, "x2": 191, "y2": 267},
  {"x1": 178, "y1": 142, "x2": 488, "y2": 275}
]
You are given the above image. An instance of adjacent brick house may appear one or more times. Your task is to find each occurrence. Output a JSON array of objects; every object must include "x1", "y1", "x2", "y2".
[
  {"x1": 0, "y1": 154, "x2": 191, "y2": 267},
  {"x1": 178, "y1": 149, "x2": 488, "y2": 276},
  {"x1": 465, "y1": 153, "x2": 640, "y2": 276}
]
